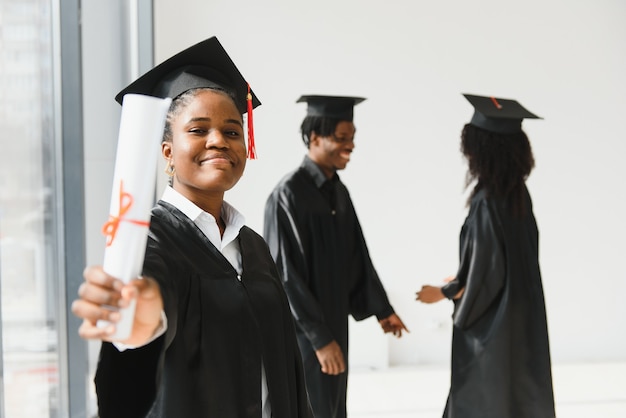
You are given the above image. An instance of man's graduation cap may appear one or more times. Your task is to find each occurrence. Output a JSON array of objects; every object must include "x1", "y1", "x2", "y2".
[
  {"x1": 463, "y1": 94, "x2": 541, "y2": 134},
  {"x1": 297, "y1": 95, "x2": 366, "y2": 121},
  {"x1": 115, "y1": 36, "x2": 261, "y2": 158}
]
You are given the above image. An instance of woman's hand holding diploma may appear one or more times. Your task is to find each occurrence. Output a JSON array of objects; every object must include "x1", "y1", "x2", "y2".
[{"x1": 72, "y1": 266, "x2": 162, "y2": 346}]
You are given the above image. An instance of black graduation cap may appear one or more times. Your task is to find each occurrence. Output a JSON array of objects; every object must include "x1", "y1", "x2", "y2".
[
  {"x1": 115, "y1": 36, "x2": 261, "y2": 158},
  {"x1": 297, "y1": 95, "x2": 366, "y2": 121},
  {"x1": 114, "y1": 36, "x2": 261, "y2": 115},
  {"x1": 463, "y1": 93, "x2": 541, "y2": 134}
]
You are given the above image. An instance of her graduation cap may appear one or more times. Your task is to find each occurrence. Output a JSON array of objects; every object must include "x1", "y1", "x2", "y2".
[
  {"x1": 464, "y1": 93, "x2": 541, "y2": 134},
  {"x1": 115, "y1": 36, "x2": 261, "y2": 158},
  {"x1": 297, "y1": 95, "x2": 366, "y2": 121}
]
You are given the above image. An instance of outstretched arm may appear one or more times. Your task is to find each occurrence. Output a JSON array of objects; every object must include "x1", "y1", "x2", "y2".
[{"x1": 416, "y1": 279, "x2": 464, "y2": 304}]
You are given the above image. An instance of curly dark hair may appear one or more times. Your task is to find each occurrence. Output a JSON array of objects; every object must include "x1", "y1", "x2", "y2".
[
  {"x1": 300, "y1": 115, "x2": 344, "y2": 148},
  {"x1": 461, "y1": 123, "x2": 535, "y2": 216}
]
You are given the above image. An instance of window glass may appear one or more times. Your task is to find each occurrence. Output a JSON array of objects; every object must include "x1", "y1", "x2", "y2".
[{"x1": 0, "y1": 1, "x2": 62, "y2": 416}]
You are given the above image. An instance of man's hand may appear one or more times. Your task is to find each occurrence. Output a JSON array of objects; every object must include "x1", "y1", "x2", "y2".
[
  {"x1": 379, "y1": 313, "x2": 409, "y2": 337},
  {"x1": 315, "y1": 340, "x2": 346, "y2": 375}
]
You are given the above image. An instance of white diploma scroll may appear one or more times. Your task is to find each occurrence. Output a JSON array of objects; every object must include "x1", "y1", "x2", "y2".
[{"x1": 98, "y1": 93, "x2": 172, "y2": 341}]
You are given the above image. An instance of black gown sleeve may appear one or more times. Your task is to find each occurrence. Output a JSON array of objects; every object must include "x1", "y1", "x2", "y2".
[
  {"x1": 443, "y1": 198, "x2": 505, "y2": 330},
  {"x1": 348, "y1": 216, "x2": 394, "y2": 321},
  {"x1": 94, "y1": 333, "x2": 164, "y2": 418},
  {"x1": 264, "y1": 188, "x2": 335, "y2": 350},
  {"x1": 94, "y1": 230, "x2": 172, "y2": 418}
]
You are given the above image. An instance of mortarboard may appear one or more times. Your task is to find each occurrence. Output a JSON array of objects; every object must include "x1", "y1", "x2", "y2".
[
  {"x1": 115, "y1": 36, "x2": 261, "y2": 157},
  {"x1": 297, "y1": 95, "x2": 366, "y2": 121},
  {"x1": 463, "y1": 93, "x2": 541, "y2": 134}
]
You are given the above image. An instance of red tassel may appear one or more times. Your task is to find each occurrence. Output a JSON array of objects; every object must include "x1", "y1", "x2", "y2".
[
  {"x1": 490, "y1": 96, "x2": 503, "y2": 110},
  {"x1": 246, "y1": 83, "x2": 256, "y2": 159}
]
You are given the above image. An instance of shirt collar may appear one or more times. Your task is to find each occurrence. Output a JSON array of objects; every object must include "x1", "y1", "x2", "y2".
[
  {"x1": 301, "y1": 155, "x2": 339, "y2": 189},
  {"x1": 160, "y1": 186, "x2": 246, "y2": 236}
]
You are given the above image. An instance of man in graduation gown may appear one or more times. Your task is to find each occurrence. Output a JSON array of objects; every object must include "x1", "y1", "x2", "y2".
[
  {"x1": 417, "y1": 94, "x2": 555, "y2": 417},
  {"x1": 264, "y1": 95, "x2": 408, "y2": 418}
]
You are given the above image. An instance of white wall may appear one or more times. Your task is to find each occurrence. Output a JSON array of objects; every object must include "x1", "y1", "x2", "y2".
[{"x1": 150, "y1": 0, "x2": 626, "y2": 367}]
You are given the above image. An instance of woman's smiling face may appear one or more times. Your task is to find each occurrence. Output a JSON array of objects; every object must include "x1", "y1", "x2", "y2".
[{"x1": 162, "y1": 89, "x2": 247, "y2": 200}]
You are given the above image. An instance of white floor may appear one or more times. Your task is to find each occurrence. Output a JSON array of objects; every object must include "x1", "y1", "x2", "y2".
[{"x1": 346, "y1": 362, "x2": 626, "y2": 417}]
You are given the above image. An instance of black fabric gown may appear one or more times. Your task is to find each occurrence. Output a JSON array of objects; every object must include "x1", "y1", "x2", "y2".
[
  {"x1": 441, "y1": 187, "x2": 555, "y2": 418},
  {"x1": 263, "y1": 156, "x2": 395, "y2": 418},
  {"x1": 94, "y1": 201, "x2": 312, "y2": 418}
]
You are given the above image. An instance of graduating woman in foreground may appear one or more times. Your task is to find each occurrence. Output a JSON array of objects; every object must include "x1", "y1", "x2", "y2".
[
  {"x1": 71, "y1": 37, "x2": 312, "y2": 418},
  {"x1": 417, "y1": 94, "x2": 556, "y2": 418}
]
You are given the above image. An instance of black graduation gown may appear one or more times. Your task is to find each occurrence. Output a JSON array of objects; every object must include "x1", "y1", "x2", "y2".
[
  {"x1": 263, "y1": 156, "x2": 395, "y2": 418},
  {"x1": 441, "y1": 187, "x2": 555, "y2": 418},
  {"x1": 94, "y1": 201, "x2": 313, "y2": 418}
]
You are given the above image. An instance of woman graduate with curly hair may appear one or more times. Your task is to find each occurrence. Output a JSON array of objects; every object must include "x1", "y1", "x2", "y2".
[{"x1": 417, "y1": 94, "x2": 555, "y2": 418}]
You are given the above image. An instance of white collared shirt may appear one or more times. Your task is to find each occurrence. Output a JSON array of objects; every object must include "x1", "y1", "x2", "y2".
[{"x1": 161, "y1": 186, "x2": 245, "y2": 276}]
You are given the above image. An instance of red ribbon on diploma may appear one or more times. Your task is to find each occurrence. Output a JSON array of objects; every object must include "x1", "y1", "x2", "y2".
[{"x1": 102, "y1": 180, "x2": 150, "y2": 247}]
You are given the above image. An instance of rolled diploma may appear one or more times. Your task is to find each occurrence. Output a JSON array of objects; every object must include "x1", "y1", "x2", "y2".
[{"x1": 98, "y1": 93, "x2": 172, "y2": 341}]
